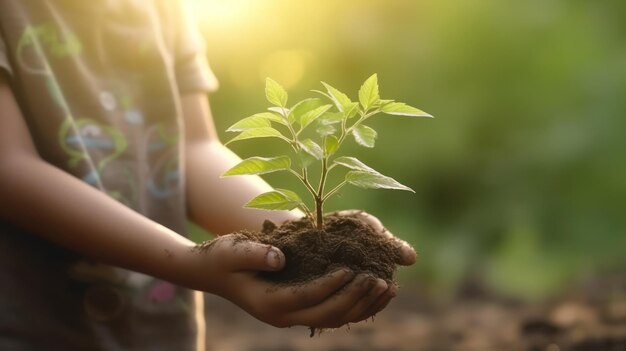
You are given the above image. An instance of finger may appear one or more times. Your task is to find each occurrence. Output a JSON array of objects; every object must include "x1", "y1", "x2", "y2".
[
  {"x1": 266, "y1": 269, "x2": 355, "y2": 311},
  {"x1": 352, "y1": 211, "x2": 417, "y2": 265},
  {"x1": 358, "y1": 211, "x2": 387, "y2": 236},
  {"x1": 392, "y1": 237, "x2": 417, "y2": 266},
  {"x1": 206, "y1": 234, "x2": 285, "y2": 272},
  {"x1": 224, "y1": 269, "x2": 356, "y2": 328},
  {"x1": 342, "y1": 278, "x2": 388, "y2": 324},
  {"x1": 283, "y1": 273, "x2": 374, "y2": 328},
  {"x1": 366, "y1": 283, "x2": 398, "y2": 318}
]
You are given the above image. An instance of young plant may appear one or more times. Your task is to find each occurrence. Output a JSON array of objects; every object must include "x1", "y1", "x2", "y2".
[{"x1": 223, "y1": 74, "x2": 432, "y2": 230}]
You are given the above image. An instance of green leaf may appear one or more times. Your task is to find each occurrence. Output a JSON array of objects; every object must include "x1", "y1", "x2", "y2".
[
  {"x1": 255, "y1": 112, "x2": 288, "y2": 125},
  {"x1": 222, "y1": 156, "x2": 291, "y2": 176},
  {"x1": 344, "y1": 102, "x2": 360, "y2": 119},
  {"x1": 377, "y1": 99, "x2": 394, "y2": 108},
  {"x1": 346, "y1": 171, "x2": 414, "y2": 192},
  {"x1": 351, "y1": 124, "x2": 377, "y2": 148},
  {"x1": 311, "y1": 89, "x2": 332, "y2": 101},
  {"x1": 227, "y1": 112, "x2": 287, "y2": 132},
  {"x1": 380, "y1": 102, "x2": 433, "y2": 117},
  {"x1": 298, "y1": 139, "x2": 323, "y2": 160},
  {"x1": 290, "y1": 98, "x2": 324, "y2": 124},
  {"x1": 324, "y1": 135, "x2": 339, "y2": 156},
  {"x1": 299, "y1": 104, "x2": 332, "y2": 130},
  {"x1": 316, "y1": 123, "x2": 337, "y2": 137},
  {"x1": 298, "y1": 150, "x2": 317, "y2": 168},
  {"x1": 225, "y1": 127, "x2": 289, "y2": 145},
  {"x1": 321, "y1": 82, "x2": 353, "y2": 112},
  {"x1": 244, "y1": 189, "x2": 303, "y2": 211},
  {"x1": 265, "y1": 78, "x2": 288, "y2": 107},
  {"x1": 275, "y1": 188, "x2": 303, "y2": 202},
  {"x1": 226, "y1": 115, "x2": 271, "y2": 132},
  {"x1": 332, "y1": 156, "x2": 376, "y2": 173},
  {"x1": 358, "y1": 74, "x2": 380, "y2": 111},
  {"x1": 268, "y1": 106, "x2": 289, "y2": 116},
  {"x1": 298, "y1": 150, "x2": 316, "y2": 168},
  {"x1": 319, "y1": 112, "x2": 344, "y2": 125}
]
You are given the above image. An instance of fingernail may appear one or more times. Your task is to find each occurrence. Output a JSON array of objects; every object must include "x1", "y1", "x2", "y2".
[
  {"x1": 266, "y1": 248, "x2": 282, "y2": 269},
  {"x1": 389, "y1": 286, "x2": 398, "y2": 298},
  {"x1": 354, "y1": 274, "x2": 369, "y2": 287}
]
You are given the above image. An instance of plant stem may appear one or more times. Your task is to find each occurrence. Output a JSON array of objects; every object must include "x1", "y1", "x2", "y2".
[
  {"x1": 286, "y1": 169, "x2": 318, "y2": 228},
  {"x1": 315, "y1": 197, "x2": 323, "y2": 230},
  {"x1": 281, "y1": 112, "x2": 320, "y2": 227},
  {"x1": 322, "y1": 180, "x2": 348, "y2": 202},
  {"x1": 310, "y1": 109, "x2": 381, "y2": 229},
  {"x1": 338, "y1": 109, "x2": 379, "y2": 146},
  {"x1": 287, "y1": 169, "x2": 318, "y2": 201},
  {"x1": 298, "y1": 204, "x2": 315, "y2": 224},
  {"x1": 315, "y1": 156, "x2": 329, "y2": 229}
]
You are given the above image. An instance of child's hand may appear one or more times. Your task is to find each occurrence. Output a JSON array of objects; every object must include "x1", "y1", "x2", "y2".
[
  {"x1": 195, "y1": 234, "x2": 393, "y2": 328},
  {"x1": 332, "y1": 210, "x2": 417, "y2": 266}
]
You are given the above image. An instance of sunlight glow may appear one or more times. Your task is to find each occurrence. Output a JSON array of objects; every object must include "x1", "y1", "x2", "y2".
[
  {"x1": 259, "y1": 50, "x2": 311, "y2": 89},
  {"x1": 185, "y1": 0, "x2": 259, "y2": 28}
]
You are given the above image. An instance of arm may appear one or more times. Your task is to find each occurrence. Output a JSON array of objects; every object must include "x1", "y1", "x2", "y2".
[{"x1": 0, "y1": 73, "x2": 201, "y2": 288}]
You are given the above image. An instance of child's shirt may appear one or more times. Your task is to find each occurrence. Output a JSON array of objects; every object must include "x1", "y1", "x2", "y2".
[{"x1": 0, "y1": 1, "x2": 217, "y2": 349}]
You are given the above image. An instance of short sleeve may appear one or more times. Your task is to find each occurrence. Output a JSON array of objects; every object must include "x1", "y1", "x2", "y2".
[
  {"x1": 175, "y1": 52, "x2": 219, "y2": 94},
  {"x1": 0, "y1": 35, "x2": 12, "y2": 75},
  {"x1": 171, "y1": 1, "x2": 219, "y2": 94}
]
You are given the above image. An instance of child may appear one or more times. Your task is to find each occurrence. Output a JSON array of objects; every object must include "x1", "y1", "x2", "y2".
[{"x1": 0, "y1": 0, "x2": 416, "y2": 349}]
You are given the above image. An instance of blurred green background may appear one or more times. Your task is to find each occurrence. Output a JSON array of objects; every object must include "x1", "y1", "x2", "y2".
[{"x1": 187, "y1": 0, "x2": 626, "y2": 300}]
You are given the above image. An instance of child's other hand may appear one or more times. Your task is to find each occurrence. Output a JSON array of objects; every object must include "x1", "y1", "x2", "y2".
[
  {"x1": 333, "y1": 210, "x2": 417, "y2": 266},
  {"x1": 195, "y1": 234, "x2": 393, "y2": 328}
]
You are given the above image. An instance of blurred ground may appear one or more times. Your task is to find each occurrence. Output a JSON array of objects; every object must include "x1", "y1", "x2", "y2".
[{"x1": 204, "y1": 275, "x2": 626, "y2": 351}]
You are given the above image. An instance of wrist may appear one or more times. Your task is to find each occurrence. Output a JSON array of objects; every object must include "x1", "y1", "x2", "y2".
[{"x1": 150, "y1": 240, "x2": 209, "y2": 291}]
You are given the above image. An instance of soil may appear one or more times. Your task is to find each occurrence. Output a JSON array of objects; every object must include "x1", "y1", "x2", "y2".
[{"x1": 240, "y1": 214, "x2": 401, "y2": 285}]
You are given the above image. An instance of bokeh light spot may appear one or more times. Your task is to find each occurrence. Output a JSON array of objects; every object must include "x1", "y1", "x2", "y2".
[{"x1": 258, "y1": 50, "x2": 310, "y2": 89}]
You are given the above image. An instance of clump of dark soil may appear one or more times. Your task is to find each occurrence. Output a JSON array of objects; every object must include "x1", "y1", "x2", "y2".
[{"x1": 242, "y1": 214, "x2": 401, "y2": 285}]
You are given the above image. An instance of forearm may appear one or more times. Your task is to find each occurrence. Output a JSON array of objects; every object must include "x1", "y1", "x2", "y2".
[
  {"x1": 0, "y1": 153, "x2": 204, "y2": 290},
  {"x1": 186, "y1": 140, "x2": 301, "y2": 235}
]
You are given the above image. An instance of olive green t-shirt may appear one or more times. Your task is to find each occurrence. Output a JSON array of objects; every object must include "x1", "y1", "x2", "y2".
[{"x1": 0, "y1": 1, "x2": 217, "y2": 349}]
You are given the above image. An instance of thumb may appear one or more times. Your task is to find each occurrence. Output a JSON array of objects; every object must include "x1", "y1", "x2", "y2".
[
  {"x1": 211, "y1": 234, "x2": 286, "y2": 272},
  {"x1": 392, "y1": 237, "x2": 417, "y2": 266}
]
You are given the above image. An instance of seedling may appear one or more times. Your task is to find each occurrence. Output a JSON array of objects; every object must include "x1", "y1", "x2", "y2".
[{"x1": 223, "y1": 74, "x2": 432, "y2": 230}]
